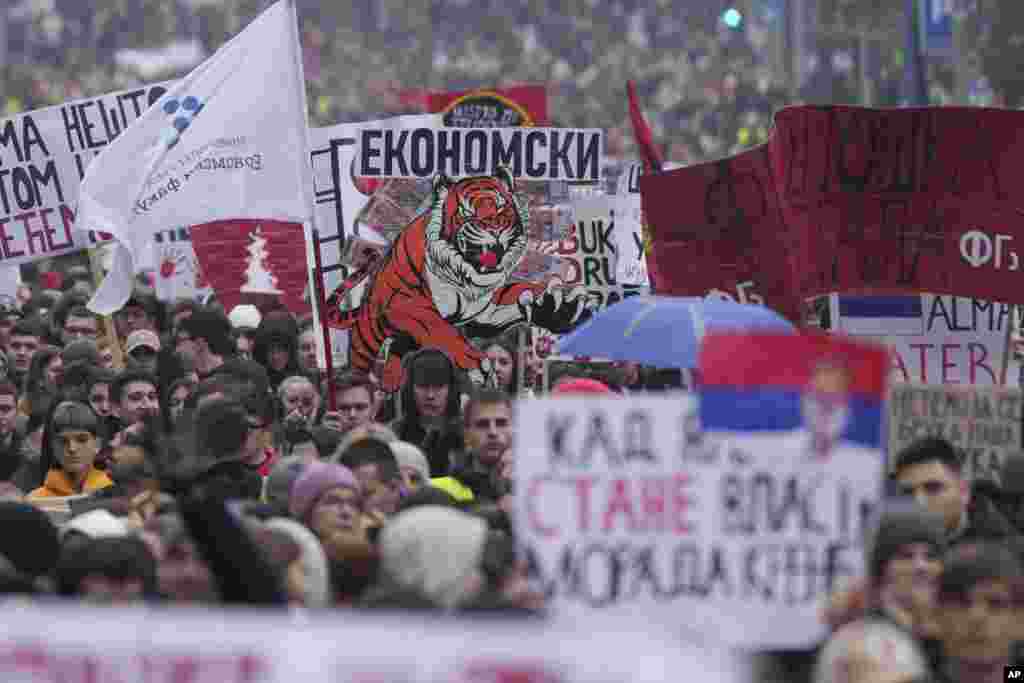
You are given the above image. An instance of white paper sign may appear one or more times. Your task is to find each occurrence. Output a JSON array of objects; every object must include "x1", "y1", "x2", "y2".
[
  {"x1": 0, "y1": 604, "x2": 751, "y2": 683},
  {"x1": 0, "y1": 82, "x2": 172, "y2": 265},
  {"x1": 515, "y1": 395, "x2": 878, "y2": 649},
  {"x1": 830, "y1": 294, "x2": 1011, "y2": 385}
]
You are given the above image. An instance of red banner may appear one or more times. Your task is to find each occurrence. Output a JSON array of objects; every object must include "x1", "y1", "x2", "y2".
[
  {"x1": 642, "y1": 106, "x2": 1024, "y2": 322},
  {"x1": 190, "y1": 219, "x2": 309, "y2": 316},
  {"x1": 400, "y1": 84, "x2": 548, "y2": 127},
  {"x1": 640, "y1": 144, "x2": 801, "y2": 321}
]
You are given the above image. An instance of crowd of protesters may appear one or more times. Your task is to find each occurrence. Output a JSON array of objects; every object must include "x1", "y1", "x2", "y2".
[{"x1": 0, "y1": 266, "x2": 1019, "y2": 683}]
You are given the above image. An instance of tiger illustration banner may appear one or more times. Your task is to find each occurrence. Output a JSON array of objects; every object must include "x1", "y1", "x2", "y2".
[{"x1": 324, "y1": 167, "x2": 595, "y2": 391}]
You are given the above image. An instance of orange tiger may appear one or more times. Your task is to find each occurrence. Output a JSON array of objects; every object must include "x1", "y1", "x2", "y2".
[{"x1": 325, "y1": 167, "x2": 592, "y2": 391}]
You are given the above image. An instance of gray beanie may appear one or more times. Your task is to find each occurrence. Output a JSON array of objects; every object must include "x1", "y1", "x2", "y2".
[{"x1": 867, "y1": 503, "x2": 946, "y2": 583}]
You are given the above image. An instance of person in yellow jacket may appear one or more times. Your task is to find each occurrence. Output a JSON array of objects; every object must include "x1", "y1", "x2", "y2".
[{"x1": 28, "y1": 401, "x2": 112, "y2": 499}]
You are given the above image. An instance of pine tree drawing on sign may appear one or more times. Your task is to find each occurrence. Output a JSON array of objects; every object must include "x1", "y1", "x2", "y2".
[{"x1": 241, "y1": 226, "x2": 283, "y2": 294}]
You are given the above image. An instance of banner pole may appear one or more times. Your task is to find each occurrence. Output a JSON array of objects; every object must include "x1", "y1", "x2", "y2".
[
  {"x1": 88, "y1": 247, "x2": 126, "y2": 371},
  {"x1": 311, "y1": 229, "x2": 337, "y2": 411}
]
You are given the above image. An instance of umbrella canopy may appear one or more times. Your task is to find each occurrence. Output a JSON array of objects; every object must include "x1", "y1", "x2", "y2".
[{"x1": 556, "y1": 295, "x2": 796, "y2": 368}]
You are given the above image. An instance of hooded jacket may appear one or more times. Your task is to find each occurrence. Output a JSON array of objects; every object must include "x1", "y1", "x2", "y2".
[
  {"x1": 389, "y1": 348, "x2": 464, "y2": 477},
  {"x1": 252, "y1": 312, "x2": 302, "y2": 391}
]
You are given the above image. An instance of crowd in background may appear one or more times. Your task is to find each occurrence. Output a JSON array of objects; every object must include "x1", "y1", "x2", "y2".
[{"x1": 2, "y1": 0, "x2": 925, "y2": 165}]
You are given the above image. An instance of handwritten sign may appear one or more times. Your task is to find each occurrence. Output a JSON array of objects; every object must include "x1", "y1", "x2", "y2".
[
  {"x1": 889, "y1": 383, "x2": 1023, "y2": 484},
  {"x1": 830, "y1": 294, "x2": 1011, "y2": 385},
  {"x1": 0, "y1": 82, "x2": 171, "y2": 265},
  {"x1": 515, "y1": 393, "x2": 878, "y2": 649},
  {"x1": 696, "y1": 332, "x2": 890, "y2": 647},
  {"x1": 557, "y1": 198, "x2": 647, "y2": 310}
]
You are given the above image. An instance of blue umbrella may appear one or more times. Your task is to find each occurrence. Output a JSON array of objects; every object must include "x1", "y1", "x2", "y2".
[{"x1": 556, "y1": 295, "x2": 796, "y2": 368}]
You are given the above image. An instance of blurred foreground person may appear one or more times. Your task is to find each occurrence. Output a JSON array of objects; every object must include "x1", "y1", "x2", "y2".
[
  {"x1": 932, "y1": 542, "x2": 1023, "y2": 683},
  {"x1": 816, "y1": 504, "x2": 947, "y2": 682}
]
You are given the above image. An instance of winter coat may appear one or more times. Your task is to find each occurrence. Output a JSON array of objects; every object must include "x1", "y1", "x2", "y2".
[{"x1": 27, "y1": 467, "x2": 113, "y2": 498}]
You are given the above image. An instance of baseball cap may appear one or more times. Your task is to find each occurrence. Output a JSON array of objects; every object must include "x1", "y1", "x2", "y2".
[{"x1": 125, "y1": 329, "x2": 161, "y2": 355}]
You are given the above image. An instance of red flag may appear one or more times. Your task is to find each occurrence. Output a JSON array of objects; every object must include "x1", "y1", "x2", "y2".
[
  {"x1": 190, "y1": 219, "x2": 310, "y2": 316},
  {"x1": 627, "y1": 80, "x2": 664, "y2": 173}
]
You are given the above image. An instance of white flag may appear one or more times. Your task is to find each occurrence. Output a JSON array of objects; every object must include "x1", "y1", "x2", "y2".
[{"x1": 79, "y1": 0, "x2": 312, "y2": 315}]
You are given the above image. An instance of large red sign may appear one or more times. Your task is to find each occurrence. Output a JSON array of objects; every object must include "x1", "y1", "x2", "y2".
[{"x1": 642, "y1": 106, "x2": 1024, "y2": 321}]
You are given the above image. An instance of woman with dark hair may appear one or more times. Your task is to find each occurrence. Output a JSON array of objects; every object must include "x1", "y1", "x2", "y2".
[
  {"x1": 479, "y1": 334, "x2": 520, "y2": 396},
  {"x1": 28, "y1": 401, "x2": 112, "y2": 498}
]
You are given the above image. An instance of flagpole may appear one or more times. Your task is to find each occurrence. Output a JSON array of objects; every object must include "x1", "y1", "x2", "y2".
[
  {"x1": 284, "y1": 0, "x2": 337, "y2": 405},
  {"x1": 311, "y1": 230, "x2": 337, "y2": 411},
  {"x1": 88, "y1": 247, "x2": 126, "y2": 370}
]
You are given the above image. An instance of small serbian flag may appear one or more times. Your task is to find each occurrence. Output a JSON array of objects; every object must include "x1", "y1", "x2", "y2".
[
  {"x1": 831, "y1": 294, "x2": 925, "y2": 337},
  {"x1": 696, "y1": 331, "x2": 890, "y2": 648}
]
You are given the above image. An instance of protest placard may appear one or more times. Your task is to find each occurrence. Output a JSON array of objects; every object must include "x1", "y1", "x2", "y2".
[
  {"x1": 0, "y1": 82, "x2": 171, "y2": 266},
  {"x1": 356, "y1": 126, "x2": 603, "y2": 181},
  {"x1": 888, "y1": 383, "x2": 1023, "y2": 484},
  {"x1": 0, "y1": 604, "x2": 749, "y2": 683},
  {"x1": 514, "y1": 388, "x2": 878, "y2": 649},
  {"x1": 830, "y1": 294, "x2": 1011, "y2": 385},
  {"x1": 557, "y1": 197, "x2": 647, "y2": 310},
  {"x1": 695, "y1": 332, "x2": 889, "y2": 647}
]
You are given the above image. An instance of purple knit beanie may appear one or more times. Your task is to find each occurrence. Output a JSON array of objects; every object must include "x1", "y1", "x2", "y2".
[{"x1": 289, "y1": 461, "x2": 361, "y2": 523}]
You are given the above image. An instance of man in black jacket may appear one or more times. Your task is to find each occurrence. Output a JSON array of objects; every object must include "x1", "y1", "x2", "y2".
[
  {"x1": 442, "y1": 389, "x2": 512, "y2": 505},
  {"x1": 892, "y1": 437, "x2": 1021, "y2": 548}
]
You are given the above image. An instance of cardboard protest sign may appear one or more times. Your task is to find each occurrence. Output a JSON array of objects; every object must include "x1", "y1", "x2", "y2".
[
  {"x1": 320, "y1": 168, "x2": 593, "y2": 392},
  {"x1": 147, "y1": 226, "x2": 211, "y2": 303},
  {"x1": 695, "y1": 332, "x2": 889, "y2": 647},
  {"x1": 356, "y1": 126, "x2": 603, "y2": 181},
  {"x1": 403, "y1": 84, "x2": 549, "y2": 128},
  {"x1": 557, "y1": 197, "x2": 648, "y2": 310},
  {"x1": 643, "y1": 106, "x2": 1024, "y2": 320},
  {"x1": 830, "y1": 294, "x2": 1011, "y2": 385},
  {"x1": 0, "y1": 605, "x2": 749, "y2": 683},
  {"x1": 0, "y1": 82, "x2": 171, "y2": 265},
  {"x1": 889, "y1": 383, "x2": 1023, "y2": 484}
]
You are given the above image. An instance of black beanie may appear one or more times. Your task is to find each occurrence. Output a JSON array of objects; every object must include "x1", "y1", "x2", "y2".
[
  {"x1": 0, "y1": 502, "x2": 61, "y2": 578},
  {"x1": 868, "y1": 504, "x2": 946, "y2": 583}
]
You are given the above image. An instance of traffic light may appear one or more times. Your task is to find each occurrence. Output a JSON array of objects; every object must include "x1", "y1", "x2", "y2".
[{"x1": 722, "y1": 7, "x2": 744, "y2": 30}]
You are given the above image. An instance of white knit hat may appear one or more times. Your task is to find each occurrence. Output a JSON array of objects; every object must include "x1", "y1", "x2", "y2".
[
  {"x1": 228, "y1": 304, "x2": 262, "y2": 330},
  {"x1": 378, "y1": 506, "x2": 488, "y2": 610}
]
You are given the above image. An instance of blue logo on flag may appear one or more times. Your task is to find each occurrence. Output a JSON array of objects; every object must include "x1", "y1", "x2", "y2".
[{"x1": 160, "y1": 95, "x2": 204, "y2": 149}]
